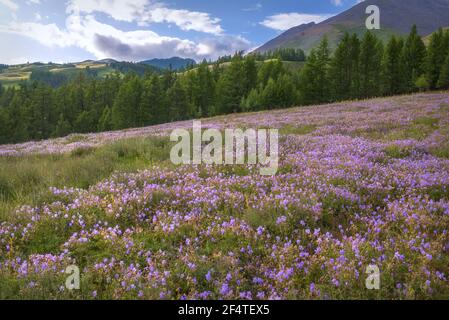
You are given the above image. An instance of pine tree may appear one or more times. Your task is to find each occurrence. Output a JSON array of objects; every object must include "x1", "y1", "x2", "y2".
[
  {"x1": 74, "y1": 110, "x2": 96, "y2": 133},
  {"x1": 54, "y1": 113, "x2": 71, "y2": 137},
  {"x1": 350, "y1": 34, "x2": 361, "y2": 97},
  {"x1": 315, "y1": 37, "x2": 331, "y2": 101},
  {"x1": 166, "y1": 79, "x2": 192, "y2": 122},
  {"x1": 98, "y1": 107, "x2": 112, "y2": 132},
  {"x1": 426, "y1": 28, "x2": 446, "y2": 89},
  {"x1": 193, "y1": 62, "x2": 216, "y2": 117},
  {"x1": 330, "y1": 32, "x2": 353, "y2": 101},
  {"x1": 261, "y1": 78, "x2": 278, "y2": 109},
  {"x1": 29, "y1": 83, "x2": 55, "y2": 139},
  {"x1": 415, "y1": 75, "x2": 430, "y2": 92},
  {"x1": 359, "y1": 31, "x2": 383, "y2": 98},
  {"x1": 275, "y1": 74, "x2": 298, "y2": 108},
  {"x1": 142, "y1": 75, "x2": 166, "y2": 124},
  {"x1": 0, "y1": 110, "x2": 10, "y2": 144},
  {"x1": 243, "y1": 55, "x2": 258, "y2": 95},
  {"x1": 111, "y1": 75, "x2": 143, "y2": 129},
  {"x1": 299, "y1": 37, "x2": 331, "y2": 104},
  {"x1": 241, "y1": 87, "x2": 262, "y2": 112},
  {"x1": 402, "y1": 25, "x2": 427, "y2": 92},
  {"x1": 437, "y1": 52, "x2": 449, "y2": 89},
  {"x1": 257, "y1": 59, "x2": 284, "y2": 87},
  {"x1": 299, "y1": 49, "x2": 319, "y2": 105},
  {"x1": 381, "y1": 36, "x2": 404, "y2": 95},
  {"x1": 215, "y1": 54, "x2": 246, "y2": 114}
]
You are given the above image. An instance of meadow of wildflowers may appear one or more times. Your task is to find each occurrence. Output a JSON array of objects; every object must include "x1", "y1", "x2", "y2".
[{"x1": 0, "y1": 92, "x2": 449, "y2": 299}]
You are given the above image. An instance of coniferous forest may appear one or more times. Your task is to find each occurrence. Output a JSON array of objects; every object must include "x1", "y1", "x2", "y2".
[{"x1": 1, "y1": 26, "x2": 449, "y2": 145}]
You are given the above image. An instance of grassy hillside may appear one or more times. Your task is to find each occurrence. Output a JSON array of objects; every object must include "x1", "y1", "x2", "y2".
[
  {"x1": 0, "y1": 61, "x2": 112, "y2": 88},
  {"x1": 0, "y1": 60, "x2": 158, "y2": 88},
  {"x1": 1, "y1": 92, "x2": 449, "y2": 299}
]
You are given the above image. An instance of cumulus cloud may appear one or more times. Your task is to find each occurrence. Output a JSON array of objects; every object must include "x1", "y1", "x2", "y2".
[
  {"x1": 260, "y1": 12, "x2": 330, "y2": 31},
  {"x1": 196, "y1": 35, "x2": 251, "y2": 58},
  {"x1": 0, "y1": 0, "x2": 251, "y2": 62},
  {"x1": 0, "y1": 21, "x2": 73, "y2": 47},
  {"x1": 0, "y1": 13, "x2": 250, "y2": 62},
  {"x1": 0, "y1": 0, "x2": 19, "y2": 11},
  {"x1": 140, "y1": 6, "x2": 223, "y2": 34},
  {"x1": 66, "y1": 0, "x2": 223, "y2": 35}
]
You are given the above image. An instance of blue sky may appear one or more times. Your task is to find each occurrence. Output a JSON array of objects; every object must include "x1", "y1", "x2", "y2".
[{"x1": 0, "y1": 0, "x2": 361, "y2": 64}]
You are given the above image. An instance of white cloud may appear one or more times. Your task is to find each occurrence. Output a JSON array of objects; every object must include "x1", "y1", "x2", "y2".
[
  {"x1": 0, "y1": 21, "x2": 74, "y2": 47},
  {"x1": 0, "y1": 13, "x2": 249, "y2": 61},
  {"x1": 27, "y1": 0, "x2": 41, "y2": 4},
  {"x1": 66, "y1": 0, "x2": 147, "y2": 23},
  {"x1": 66, "y1": 0, "x2": 223, "y2": 35},
  {"x1": 260, "y1": 13, "x2": 330, "y2": 31},
  {"x1": 140, "y1": 7, "x2": 223, "y2": 34},
  {"x1": 0, "y1": 0, "x2": 251, "y2": 62},
  {"x1": 0, "y1": 0, "x2": 19, "y2": 11}
]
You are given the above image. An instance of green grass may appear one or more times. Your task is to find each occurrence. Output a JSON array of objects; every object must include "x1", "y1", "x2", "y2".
[
  {"x1": 280, "y1": 124, "x2": 317, "y2": 135},
  {"x1": 0, "y1": 136, "x2": 172, "y2": 220},
  {"x1": 384, "y1": 144, "x2": 413, "y2": 159},
  {"x1": 353, "y1": 116, "x2": 440, "y2": 142}
]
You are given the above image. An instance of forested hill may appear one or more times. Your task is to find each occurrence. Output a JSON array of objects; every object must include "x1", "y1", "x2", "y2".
[
  {"x1": 0, "y1": 60, "x2": 159, "y2": 89},
  {"x1": 140, "y1": 57, "x2": 197, "y2": 71},
  {"x1": 1, "y1": 27, "x2": 449, "y2": 145}
]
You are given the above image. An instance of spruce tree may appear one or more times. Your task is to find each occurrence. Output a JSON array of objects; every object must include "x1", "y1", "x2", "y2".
[
  {"x1": 299, "y1": 37, "x2": 331, "y2": 104},
  {"x1": 215, "y1": 54, "x2": 246, "y2": 114},
  {"x1": 194, "y1": 62, "x2": 215, "y2": 117},
  {"x1": 241, "y1": 87, "x2": 262, "y2": 112},
  {"x1": 166, "y1": 79, "x2": 192, "y2": 122},
  {"x1": 402, "y1": 25, "x2": 427, "y2": 92},
  {"x1": 111, "y1": 75, "x2": 142, "y2": 129},
  {"x1": 426, "y1": 28, "x2": 446, "y2": 89},
  {"x1": 0, "y1": 110, "x2": 9, "y2": 144},
  {"x1": 330, "y1": 32, "x2": 353, "y2": 101},
  {"x1": 97, "y1": 107, "x2": 112, "y2": 132},
  {"x1": 437, "y1": 52, "x2": 449, "y2": 89},
  {"x1": 54, "y1": 113, "x2": 72, "y2": 137},
  {"x1": 243, "y1": 55, "x2": 258, "y2": 95},
  {"x1": 350, "y1": 34, "x2": 361, "y2": 97},
  {"x1": 314, "y1": 37, "x2": 331, "y2": 101},
  {"x1": 381, "y1": 36, "x2": 404, "y2": 95},
  {"x1": 359, "y1": 31, "x2": 383, "y2": 98}
]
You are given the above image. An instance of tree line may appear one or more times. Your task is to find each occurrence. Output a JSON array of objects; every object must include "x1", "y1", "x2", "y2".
[{"x1": 1, "y1": 26, "x2": 449, "y2": 145}]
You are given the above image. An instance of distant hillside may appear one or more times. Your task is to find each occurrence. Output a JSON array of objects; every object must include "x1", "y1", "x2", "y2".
[
  {"x1": 140, "y1": 57, "x2": 196, "y2": 70},
  {"x1": 256, "y1": 0, "x2": 449, "y2": 53},
  {"x1": 0, "y1": 60, "x2": 158, "y2": 88}
]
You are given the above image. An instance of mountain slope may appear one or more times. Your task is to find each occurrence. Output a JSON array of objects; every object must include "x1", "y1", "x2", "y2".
[{"x1": 256, "y1": 0, "x2": 449, "y2": 53}]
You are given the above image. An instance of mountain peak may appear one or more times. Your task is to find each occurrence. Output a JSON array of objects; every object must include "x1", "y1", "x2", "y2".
[{"x1": 256, "y1": 0, "x2": 449, "y2": 53}]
